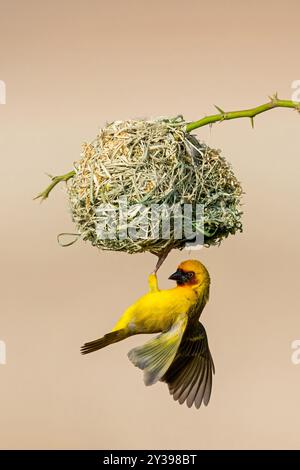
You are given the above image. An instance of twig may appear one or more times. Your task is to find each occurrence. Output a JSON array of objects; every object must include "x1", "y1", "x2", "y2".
[
  {"x1": 35, "y1": 95, "x2": 299, "y2": 201},
  {"x1": 34, "y1": 170, "x2": 75, "y2": 201},
  {"x1": 186, "y1": 94, "x2": 300, "y2": 132}
]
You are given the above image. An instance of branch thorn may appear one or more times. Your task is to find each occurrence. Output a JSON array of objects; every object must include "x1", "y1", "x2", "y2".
[{"x1": 214, "y1": 104, "x2": 225, "y2": 114}]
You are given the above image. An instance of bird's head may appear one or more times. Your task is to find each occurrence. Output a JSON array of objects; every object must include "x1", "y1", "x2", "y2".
[{"x1": 169, "y1": 259, "x2": 210, "y2": 289}]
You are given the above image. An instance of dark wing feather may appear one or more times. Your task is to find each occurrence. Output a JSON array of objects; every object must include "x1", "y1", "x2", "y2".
[{"x1": 161, "y1": 322, "x2": 214, "y2": 409}]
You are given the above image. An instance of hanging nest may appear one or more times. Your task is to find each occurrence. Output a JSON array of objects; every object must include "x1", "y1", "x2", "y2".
[{"x1": 66, "y1": 116, "x2": 243, "y2": 256}]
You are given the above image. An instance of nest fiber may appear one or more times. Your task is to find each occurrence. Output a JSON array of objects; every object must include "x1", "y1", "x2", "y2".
[{"x1": 67, "y1": 117, "x2": 243, "y2": 256}]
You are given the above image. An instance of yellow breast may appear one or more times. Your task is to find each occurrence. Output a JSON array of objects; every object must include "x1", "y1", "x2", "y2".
[{"x1": 114, "y1": 286, "x2": 198, "y2": 334}]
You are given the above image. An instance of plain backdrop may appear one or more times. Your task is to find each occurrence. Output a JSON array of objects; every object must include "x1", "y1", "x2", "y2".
[{"x1": 0, "y1": 0, "x2": 300, "y2": 450}]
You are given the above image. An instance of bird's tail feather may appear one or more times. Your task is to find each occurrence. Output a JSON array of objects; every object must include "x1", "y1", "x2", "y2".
[
  {"x1": 128, "y1": 314, "x2": 188, "y2": 386},
  {"x1": 81, "y1": 329, "x2": 128, "y2": 355}
]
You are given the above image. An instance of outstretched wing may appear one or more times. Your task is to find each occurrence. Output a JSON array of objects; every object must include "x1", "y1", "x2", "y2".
[
  {"x1": 161, "y1": 322, "x2": 215, "y2": 409},
  {"x1": 128, "y1": 313, "x2": 188, "y2": 386}
]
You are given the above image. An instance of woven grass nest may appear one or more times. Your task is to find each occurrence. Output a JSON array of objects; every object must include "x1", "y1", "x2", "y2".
[{"x1": 66, "y1": 116, "x2": 243, "y2": 257}]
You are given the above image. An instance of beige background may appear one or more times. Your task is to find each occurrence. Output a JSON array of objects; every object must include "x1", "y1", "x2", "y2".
[{"x1": 0, "y1": 0, "x2": 300, "y2": 450}]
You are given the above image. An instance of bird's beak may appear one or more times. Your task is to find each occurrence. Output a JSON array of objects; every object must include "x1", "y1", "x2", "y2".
[{"x1": 169, "y1": 268, "x2": 186, "y2": 283}]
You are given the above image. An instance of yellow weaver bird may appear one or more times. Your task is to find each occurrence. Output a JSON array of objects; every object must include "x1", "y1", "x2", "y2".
[{"x1": 81, "y1": 260, "x2": 214, "y2": 409}]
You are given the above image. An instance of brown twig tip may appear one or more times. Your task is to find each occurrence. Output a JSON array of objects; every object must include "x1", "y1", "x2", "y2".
[
  {"x1": 268, "y1": 92, "x2": 278, "y2": 103},
  {"x1": 214, "y1": 105, "x2": 225, "y2": 114}
]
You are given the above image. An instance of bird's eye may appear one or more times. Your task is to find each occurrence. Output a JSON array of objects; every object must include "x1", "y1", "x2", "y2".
[{"x1": 186, "y1": 271, "x2": 195, "y2": 280}]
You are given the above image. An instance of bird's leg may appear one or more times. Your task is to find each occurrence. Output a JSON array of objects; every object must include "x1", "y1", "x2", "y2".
[{"x1": 148, "y1": 247, "x2": 172, "y2": 292}]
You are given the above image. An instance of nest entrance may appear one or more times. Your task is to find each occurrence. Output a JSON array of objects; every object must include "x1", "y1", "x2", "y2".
[{"x1": 67, "y1": 117, "x2": 243, "y2": 257}]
